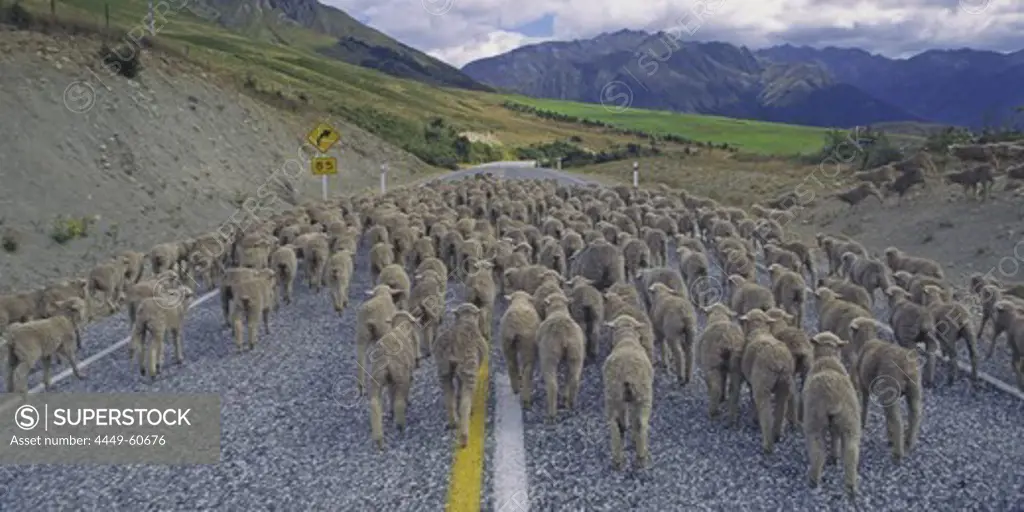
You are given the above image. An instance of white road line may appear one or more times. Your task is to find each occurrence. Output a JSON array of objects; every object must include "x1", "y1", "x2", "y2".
[
  {"x1": 0, "y1": 289, "x2": 220, "y2": 414},
  {"x1": 493, "y1": 372, "x2": 530, "y2": 512}
]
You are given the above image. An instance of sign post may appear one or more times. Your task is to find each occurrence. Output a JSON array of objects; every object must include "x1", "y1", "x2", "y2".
[
  {"x1": 632, "y1": 161, "x2": 639, "y2": 188},
  {"x1": 305, "y1": 122, "x2": 340, "y2": 201},
  {"x1": 380, "y1": 163, "x2": 388, "y2": 194}
]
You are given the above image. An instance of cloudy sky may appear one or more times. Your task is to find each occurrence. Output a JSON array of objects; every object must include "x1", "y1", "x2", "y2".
[{"x1": 322, "y1": 0, "x2": 1023, "y2": 68}]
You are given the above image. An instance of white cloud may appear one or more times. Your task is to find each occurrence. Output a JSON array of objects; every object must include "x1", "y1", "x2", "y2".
[{"x1": 321, "y1": 0, "x2": 1024, "y2": 67}]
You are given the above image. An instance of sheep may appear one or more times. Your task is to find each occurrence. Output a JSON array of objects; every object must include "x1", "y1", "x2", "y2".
[
  {"x1": 370, "y1": 242, "x2": 394, "y2": 284},
  {"x1": 504, "y1": 265, "x2": 558, "y2": 295},
  {"x1": 87, "y1": 258, "x2": 128, "y2": 315},
  {"x1": 848, "y1": 317, "x2": 923, "y2": 463},
  {"x1": 884, "y1": 247, "x2": 944, "y2": 280},
  {"x1": 456, "y1": 238, "x2": 484, "y2": 278},
  {"x1": 642, "y1": 227, "x2": 668, "y2": 267},
  {"x1": 149, "y1": 240, "x2": 190, "y2": 278},
  {"x1": 376, "y1": 264, "x2": 412, "y2": 311},
  {"x1": 415, "y1": 257, "x2": 448, "y2": 284},
  {"x1": 647, "y1": 283, "x2": 696, "y2": 384},
  {"x1": 676, "y1": 247, "x2": 710, "y2": 304},
  {"x1": 130, "y1": 285, "x2": 195, "y2": 380},
  {"x1": 603, "y1": 290, "x2": 655, "y2": 364},
  {"x1": 765, "y1": 308, "x2": 812, "y2": 426},
  {"x1": 719, "y1": 249, "x2": 756, "y2": 298},
  {"x1": 409, "y1": 269, "x2": 445, "y2": 362},
  {"x1": 5, "y1": 298, "x2": 88, "y2": 395},
  {"x1": 634, "y1": 267, "x2": 686, "y2": 315},
  {"x1": 884, "y1": 167, "x2": 927, "y2": 203},
  {"x1": 411, "y1": 237, "x2": 436, "y2": 270},
  {"x1": 621, "y1": 237, "x2": 652, "y2": 282},
  {"x1": 368, "y1": 311, "x2": 420, "y2": 450},
  {"x1": 813, "y1": 287, "x2": 872, "y2": 366},
  {"x1": 728, "y1": 274, "x2": 775, "y2": 316},
  {"x1": 884, "y1": 286, "x2": 940, "y2": 387},
  {"x1": 921, "y1": 285, "x2": 979, "y2": 384},
  {"x1": 777, "y1": 240, "x2": 816, "y2": 280},
  {"x1": 532, "y1": 272, "x2": 566, "y2": 320},
  {"x1": 602, "y1": 314, "x2": 655, "y2": 470},
  {"x1": 326, "y1": 250, "x2": 354, "y2": 315},
  {"x1": 833, "y1": 182, "x2": 883, "y2": 209},
  {"x1": 945, "y1": 164, "x2": 994, "y2": 200},
  {"x1": 538, "y1": 238, "x2": 568, "y2": 277},
  {"x1": 390, "y1": 226, "x2": 416, "y2": 266},
  {"x1": 567, "y1": 276, "x2": 604, "y2": 364},
  {"x1": 820, "y1": 236, "x2": 867, "y2": 277},
  {"x1": 817, "y1": 276, "x2": 873, "y2": 312},
  {"x1": 568, "y1": 240, "x2": 626, "y2": 292},
  {"x1": 841, "y1": 252, "x2": 891, "y2": 306},
  {"x1": 229, "y1": 268, "x2": 276, "y2": 352},
  {"x1": 119, "y1": 249, "x2": 147, "y2": 285},
  {"x1": 536, "y1": 293, "x2": 586, "y2": 422},
  {"x1": 768, "y1": 264, "x2": 806, "y2": 328},
  {"x1": 802, "y1": 331, "x2": 862, "y2": 499},
  {"x1": 892, "y1": 270, "x2": 951, "y2": 305},
  {"x1": 499, "y1": 291, "x2": 541, "y2": 407},
  {"x1": 365, "y1": 224, "x2": 390, "y2": 247},
  {"x1": 357, "y1": 285, "x2": 401, "y2": 395},
  {"x1": 733, "y1": 309, "x2": 796, "y2": 454},
  {"x1": 698, "y1": 303, "x2": 744, "y2": 422},
  {"x1": 465, "y1": 260, "x2": 497, "y2": 336},
  {"x1": 301, "y1": 235, "x2": 331, "y2": 293},
  {"x1": 269, "y1": 245, "x2": 299, "y2": 307},
  {"x1": 0, "y1": 291, "x2": 41, "y2": 333},
  {"x1": 763, "y1": 244, "x2": 802, "y2": 274},
  {"x1": 561, "y1": 231, "x2": 586, "y2": 265},
  {"x1": 433, "y1": 303, "x2": 489, "y2": 447},
  {"x1": 988, "y1": 301, "x2": 1024, "y2": 389},
  {"x1": 124, "y1": 270, "x2": 181, "y2": 331}
]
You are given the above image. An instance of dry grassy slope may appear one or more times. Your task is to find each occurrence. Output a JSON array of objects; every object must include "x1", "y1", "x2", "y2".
[
  {"x1": 790, "y1": 182, "x2": 1024, "y2": 288},
  {"x1": 0, "y1": 30, "x2": 434, "y2": 292}
]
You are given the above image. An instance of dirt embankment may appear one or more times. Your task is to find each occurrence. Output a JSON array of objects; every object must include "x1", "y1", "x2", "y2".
[{"x1": 0, "y1": 29, "x2": 433, "y2": 292}]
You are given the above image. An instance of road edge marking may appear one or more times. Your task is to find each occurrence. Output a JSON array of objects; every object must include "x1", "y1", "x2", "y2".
[
  {"x1": 492, "y1": 371, "x2": 529, "y2": 512},
  {"x1": 446, "y1": 353, "x2": 489, "y2": 512}
]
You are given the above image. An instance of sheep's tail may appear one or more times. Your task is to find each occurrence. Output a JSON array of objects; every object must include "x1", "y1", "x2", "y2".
[
  {"x1": 276, "y1": 263, "x2": 289, "y2": 283},
  {"x1": 368, "y1": 322, "x2": 381, "y2": 342},
  {"x1": 623, "y1": 381, "x2": 636, "y2": 403}
]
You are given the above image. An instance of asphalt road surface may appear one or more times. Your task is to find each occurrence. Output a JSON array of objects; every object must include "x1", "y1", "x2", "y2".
[{"x1": 1, "y1": 163, "x2": 1022, "y2": 511}]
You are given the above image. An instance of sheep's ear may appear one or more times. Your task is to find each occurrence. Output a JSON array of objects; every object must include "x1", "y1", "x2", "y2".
[
  {"x1": 604, "y1": 321, "x2": 616, "y2": 328},
  {"x1": 365, "y1": 289, "x2": 376, "y2": 296},
  {"x1": 738, "y1": 313, "x2": 749, "y2": 321}
]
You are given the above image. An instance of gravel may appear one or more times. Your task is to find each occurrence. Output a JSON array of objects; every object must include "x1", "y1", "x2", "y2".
[{"x1": 3, "y1": 165, "x2": 1022, "y2": 511}]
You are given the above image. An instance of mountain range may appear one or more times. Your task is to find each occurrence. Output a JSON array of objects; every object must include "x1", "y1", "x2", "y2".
[{"x1": 461, "y1": 29, "x2": 1024, "y2": 129}]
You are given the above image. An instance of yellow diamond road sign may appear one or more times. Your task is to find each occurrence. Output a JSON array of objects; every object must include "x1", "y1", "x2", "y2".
[
  {"x1": 311, "y1": 157, "x2": 337, "y2": 176},
  {"x1": 307, "y1": 122, "x2": 340, "y2": 153}
]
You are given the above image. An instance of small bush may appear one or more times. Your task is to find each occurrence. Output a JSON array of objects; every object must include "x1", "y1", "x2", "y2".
[
  {"x1": 2, "y1": 2, "x2": 34, "y2": 29},
  {"x1": 99, "y1": 43, "x2": 143, "y2": 79},
  {"x1": 50, "y1": 215, "x2": 92, "y2": 245},
  {"x1": 2, "y1": 229, "x2": 19, "y2": 253}
]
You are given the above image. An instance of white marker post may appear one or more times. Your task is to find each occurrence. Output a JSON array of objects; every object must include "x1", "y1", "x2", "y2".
[
  {"x1": 321, "y1": 174, "x2": 328, "y2": 201},
  {"x1": 632, "y1": 161, "x2": 639, "y2": 188},
  {"x1": 380, "y1": 163, "x2": 388, "y2": 194}
]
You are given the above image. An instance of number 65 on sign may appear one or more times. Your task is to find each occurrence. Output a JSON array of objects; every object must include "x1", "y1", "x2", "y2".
[{"x1": 311, "y1": 157, "x2": 337, "y2": 176}]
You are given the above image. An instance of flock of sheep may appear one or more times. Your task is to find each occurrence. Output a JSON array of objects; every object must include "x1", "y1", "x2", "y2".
[{"x1": 3, "y1": 167, "x2": 1024, "y2": 502}]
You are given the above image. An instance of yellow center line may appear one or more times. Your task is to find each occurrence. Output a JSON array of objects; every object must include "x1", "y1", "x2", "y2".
[{"x1": 445, "y1": 353, "x2": 490, "y2": 512}]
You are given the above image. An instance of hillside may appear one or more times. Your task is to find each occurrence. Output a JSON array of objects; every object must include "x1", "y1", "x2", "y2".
[
  {"x1": 461, "y1": 30, "x2": 921, "y2": 128},
  {"x1": 203, "y1": 0, "x2": 490, "y2": 91}
]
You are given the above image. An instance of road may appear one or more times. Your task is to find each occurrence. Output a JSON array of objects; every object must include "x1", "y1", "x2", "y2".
[{"x1": 1, "y1": 163, "x2": 1022, "y2": 511}]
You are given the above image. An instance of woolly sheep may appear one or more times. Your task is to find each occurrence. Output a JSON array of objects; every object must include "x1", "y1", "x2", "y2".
[
  {"x1": 642, "y1": 227, "x2": 668, "y2": 267},
  {"x1": 500, "y1": 291, "x2": 542, "y2": 407},
  {"x1": 415, "y1": 257, "x2": 448, "y2": 284},
  {"x1": 411, "y1": 236, "x2": 436, "y2": 269},
  {"x1": 833, "y1": 182, "x2": 882, "y2": 209},
  {"x1": 269, "y1": 245, "x2": 299, "y2": 307},
  {"x1": 849, "y1": 317, "x2": 923, "y2": 463},
  {"x1": 130, "y1": 285, "x2": 195, "y2": 380},
  {"x1": 568, "y1": 240, "x2": 625, "y2": 292},
  {"x1": 326, "y1": 250, "x2": 354, "y2": 315},
  {"x1": 119, "y1": 249, "x2": 147, "y2": 285},
  {"x1": 921, "y1": 285, "x2": 979, "y2": 384},
  {"x1": 635, "y1": 267, "x2": 686, "y2": 315},
  {"x1": 621, "y1": 237, "x2": 652, "y2": 282},
  {"x1": 409, "y1": 269, "x2": 445, "y2": 362},
  {"x1": 538, "y1": 237, "x2": 568, "y2": 277},
  {"x1": 764, "y1": 244, "x2": 802, "y2": 274},
  {"x1": 433, "y1": 303, "x2": 489, "y2": 447},
  {"x1": 368, "y1": 311, "x2": 420, "y2": 450},
  {"x1": 814, "y1": 286, "x2": 873, "y2": 365},
  {"x1": 504, "y1": 265, "x2": 558, "y2": 295},
  {"x1": 768, "y1": 264, "x2": 806, "y2": 328},
  {"x1": 536, "y1": 293, "x2": 586, "y2": 422},
  {"x1": 465, "y1": 260, "x2": 497, "y2": 336},
  {"x1": 5, "y1": 298, "x2": 88, "y2": 396},
  {"x1": 735, "y1": 309, "x2": 796, "y2": 454},
  {"x1": 802, "y1": 332, "x2": 862, "y2": 498},
  {"x1": 370, "y1": 242, "x2": 394, "y2": 284},
  {"x1": 301, "y1": 234, "x2": 330, "y2": 293},
  {"x1": 365, "y1": 224, "x2": 389, "y2": 247},
  {"x1": 88, "y1": 258, "x2": 128, "y2": 315},
  {"x1": 944, "y1": 164, "x2": 994, "y2": 200},
  {"x1": 124, "y1": 270, "x2": 181, "y2": 331},
  {"x1": 884, "y1": 167, "x2": 927, "y2": 203},
  {"x1": 820, "y1": 236, "x2": 867, "y2": 278},
  {"x1": 602, "y1": 315, "x2": 655, "y2": 470},
  {"x1": 149, "y1": 240, "x2": 190, "y2": 278},
  {"x1": 841, "y1": 252, "x2": 891, "y2": 306},
  {"x1": 893, "y1": 271, "x2": 951, "y2": 305},
  {"x1": 817, "y1": 276, "x2": 872, "y2": 312},
  {"x1": 884, "y1": 286, "x2": 939, "y2": 387},
  {"x1": 728, "y1": 274, "x2": 775, "y2": 316},
  {"x1": 648, "y1": 283, "x2": 697, "y2": 385},
  {"x1": 698, "y1": 303, "x2": 744, "y2": 422},
  {"x1": 390, "y1": 225, "x2": 416, "y2": 266},
  {"x1": 884, "y1": 247, "x2": 944, "y2": 280},
  {"x1": 603, "y1": 290, "x2": 655, "y2": 364},
  {"x1": 0, "y1": 290, "x2": 41, "y2": 334},
  {"x1": 765, "y1": 308, "x2": 812, "y2": 426},
  {"x1": 229, "y1": 268, "x2": 276, "y2": 352},
  {"x1": 532, "y1": 272, "x2": 566, "y2": 321},
  {"x1": 988, "y1": 301, "x2": 1024, "y2": 389},
  {"x1": 567, "y1": 276, "x2": 604, "y2": 364},
  {"x1": 357, "y1": 285, "x2": 401, "y2": 395}
]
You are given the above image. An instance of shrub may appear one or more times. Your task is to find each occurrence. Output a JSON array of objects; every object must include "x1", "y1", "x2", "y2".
[
  {"x1": 3, "y1": 2, "x2": 34, "y2": 29},
  {"x1": 50, "y1": 215, "x2": 92, "y2": 245},
  {"x1": 1, "y1": 229, "x2": 19, "y2": 253},
  {"x1": 99, "y1": 43, "x2": 143, "y2": 79}
]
